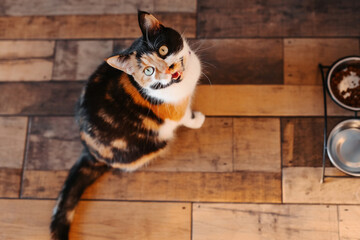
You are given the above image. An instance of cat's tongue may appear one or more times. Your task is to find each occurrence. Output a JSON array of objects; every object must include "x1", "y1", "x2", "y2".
[{"x1": 172, "y1": 71, "x2": 181, "y2": 79}]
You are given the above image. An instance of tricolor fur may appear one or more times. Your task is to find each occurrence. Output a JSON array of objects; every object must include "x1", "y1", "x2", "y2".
[{"x1": 50, "y1": 11, "x2": 204, "y2": 240}]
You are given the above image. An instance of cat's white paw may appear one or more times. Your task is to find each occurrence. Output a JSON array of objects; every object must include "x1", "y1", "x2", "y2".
[{"x1": 186, "y1": 111, "x2": 205, "y2": 129}]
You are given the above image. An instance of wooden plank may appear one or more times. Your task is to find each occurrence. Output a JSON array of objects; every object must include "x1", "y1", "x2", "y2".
[
  {"x1": 53, "y1": 40, "x2": 113, "y2": 81},
  {"x1": 148, "y1": 117, "x2": 233, "y2": 172},
  {"x1": 193, "y1": 85, "x2": 351, "y2": 116},
  {"x1": 193, "y1": 203, "x2": 339, "y2": 240},
  {"x1": 1, "y1": 0, "x2": 196, "y2": 16},
  {"x1": 339, "y1": 206, "x2": 360, "y2": 240},
  {"x1": 198, "y1": 0, "x2": 360, "y2": 38},
  {"x1": 0, "y1": 168, "x2": 21, "y2": 198},
  {"x1": 0, "y1": 199, "x2": 191, "y2": 240},
  {"x1": 283, "y1": 167, "x2": 360, "y2": 204},
  {"x1": 25, "y1": 117, "x2": 232, "y2": 172},
  {"x1": 0, "y1": 40, "x2": 55, "y2": 59},
  {"x1": 284, "y1": 39, "x2": 360, "y2": 85},
  {"x1": 0, "y1": 14, "x2": 196, "y2": 39},
  {"x1": 0, "y1": 82, "x2": 83, "y2": 115},
  {"x1": 22, "y1": 170, "x2": 281, "y2": 203},
  {"x1": 26, "y1": 117, "x2": 81, "y2": 170},
  {"x1": 0, "y1": 59, "x2": 53, "y2": 81},
  {"x1": 189, "y1": 39, "x2": 283, "y2": 84},
  {"x1": 0, "y1": 117, "x2": 27, "y2": 168},
  {"x1": 281, "y1": 117, "x2": 347, "y2": 167},
  {"x1": 233, "y1": 118, "x2": 280, "y2": 172}
]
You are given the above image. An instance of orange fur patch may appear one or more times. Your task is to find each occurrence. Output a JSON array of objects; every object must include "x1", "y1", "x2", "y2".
[{"x1": 120, "y1": 74, "x2": 189, "y2": 121}]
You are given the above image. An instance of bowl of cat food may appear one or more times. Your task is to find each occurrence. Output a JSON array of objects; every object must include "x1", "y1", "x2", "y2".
[
  {"x1": 327, "y1": 56, "x2": 360, "y2": 111},
  {"x1": 327, "y1": 119, "x2": 360, "y2": 176}
]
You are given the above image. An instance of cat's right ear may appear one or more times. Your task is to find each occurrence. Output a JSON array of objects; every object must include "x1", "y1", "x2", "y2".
[
  {"x1": 138, "y1": 10, "x2": 162, "y2": 37},
  {"x1": 106, "y1": 54, "x2": 135, "y2": 75}
]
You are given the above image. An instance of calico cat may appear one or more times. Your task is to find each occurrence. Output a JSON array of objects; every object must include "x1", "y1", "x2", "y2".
[{"x1": 50, "y1": 11, "x2": 205, "y2": 240}]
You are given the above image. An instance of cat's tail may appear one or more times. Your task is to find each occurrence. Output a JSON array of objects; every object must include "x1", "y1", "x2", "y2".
[{"x1": 50, "y1": 149, "x2": 109, "y2": 240}]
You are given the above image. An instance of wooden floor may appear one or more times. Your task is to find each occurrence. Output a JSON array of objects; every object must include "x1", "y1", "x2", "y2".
[{"x1": 1, "y1": 1, "x2": 360, "y2": 239}]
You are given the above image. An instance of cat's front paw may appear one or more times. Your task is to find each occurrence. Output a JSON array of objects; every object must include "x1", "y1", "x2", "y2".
[{"x1": 186, "y1": 111, "x2": 205, "y2": 129}]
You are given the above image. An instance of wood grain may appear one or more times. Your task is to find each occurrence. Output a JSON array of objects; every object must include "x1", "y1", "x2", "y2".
[
  {"x1": 149, "y1": 117, "x2": 233, "y2": 172},
  {"x1": 0, "y1": 59, "x2": 53, "y2": 81},
  {"x1": 0, "y1": 41, "x2": 55, "y2": 59},
  {"x1": 283, "y1": 167, "x2": 360, "y2": 204},
  {"x1": 0, "y1": 117, "x2": 28, "y2": 168},
  {"x1": 0, "y1": 168, "x2": 21, "y2": 198},
  {"x1": 26, "y1": 117, "x2": 81, "y2": 170},
  {"x1": 0, "y1": 14, "x2": 196, "y2": 39},
  {"x1": 284, "y1": 39, "x2": 360, "y2": 85},
  {"x1": 193, "y1": 203, "x2": 339, "y2": 240},
  {"x1": 0, "y1": 199, "x2": 191, "y2": 240},
  {"x1": 193, "y1": 85, "x2": 352, "y2": 116},
  {"x1": 281, "y1": 117, "x2": 347, "y2": 167},
  {"x1": 0, "y1": 82, "x2": 83, "y2": 115},
  {"x1": 198, "y1": 0, "x2": 360, "y2": 37},
  {"x1": 189, "y1": 39, "x2": 283, "y2": 84},
  {"x1": 1, "y1": 0, "x2": 196, "y2": 16},
  {"x1": 339, "y1": 206, "x2": 360, "y2": 240},
  {"x1": 234, "y1": 118, "x2": 280, "y2": 172},
  {"x1": 22, "y1": 170, "x2": 281, "y2": 203},
  {"x1": 53, "y1": 40, "x2": 113, "y2": 81}
]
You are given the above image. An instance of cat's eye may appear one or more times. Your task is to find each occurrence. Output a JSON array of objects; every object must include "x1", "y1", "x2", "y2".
[
  {"x1": 144, "y1": 66, "x2": 155, "y2": 76},
  {"x1": 159, "y1": 45, "x2": 168, "y2": 56}
]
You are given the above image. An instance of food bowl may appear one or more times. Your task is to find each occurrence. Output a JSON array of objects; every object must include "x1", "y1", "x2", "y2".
[
  {"x1": 327, "y1": 119, "x2": 360, "y2": 176},
  {"x1": 327, "y1": 56, "x2": 360, "y2": 111}
]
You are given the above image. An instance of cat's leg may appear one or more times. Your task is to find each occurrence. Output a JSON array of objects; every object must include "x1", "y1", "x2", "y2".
[
  {"x1": 182, "y1": 107, "x2": 205, "y2": 129},
  {"x1": 50, "y1": 149, "x2": 109, "y2": 240}
]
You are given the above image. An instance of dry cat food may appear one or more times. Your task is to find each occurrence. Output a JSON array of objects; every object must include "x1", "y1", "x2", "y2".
[{"x1": 330, "y1": 63, "x2": 360, "y2": 108}]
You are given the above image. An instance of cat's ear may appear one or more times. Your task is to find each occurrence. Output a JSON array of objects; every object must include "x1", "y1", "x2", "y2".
[
  {"x1": 106, "y1": 54, "x2": 135, "y2": 75},
  {"x1": 138, "y1": 10, "x2": 162, "y2": 37}
]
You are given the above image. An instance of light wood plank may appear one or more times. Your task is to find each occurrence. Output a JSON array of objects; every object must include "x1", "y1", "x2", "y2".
[
  {"x1": 193, "y1": 203, "x2": 339, "y2": 240},
  {"x1": 0, "y1": 168, "x2": 21, "y2": 198},
  {"x1": 1, "y1": 0, "x2": 196, "y2": 16},
  {"x1": 283, "y1": 167, "x2": 360, "y2": 204},
  {"x1": 339, "y1": 206, "x2": 360, "y2": 240},
  {"x1": 284, "y1": 39, "x2": 359, "y2": 85},
  {"x1": 0, "y1": 59, "x2": 53, "y2": 81},
  {"x1": 22, "y1": 170, "x2": 281, "y2": 203},
  {"x1": 53, "y1": 41, "x2": 113, "y2": 81},
  {"x1": 233, "y1": 118, "x2": 280, "y2": 172},
  {"x1": 0, "y1": 199, "x2": 191, "y2": 240},
  {"x1": 0, "y1": 41, "x2": 55, "y2": 59},
  {"x1": 148, "y1": 117, "x2": 233, "y2": 172},
  {"x1": 0, "y1": 117, "x2": 27, "y2": 168},
  {"x1": 193, "y1": 85, "x2": 351, "y2": 116},
  {"x1": 0, "y1": 14, "x2": 195, "y2": 39}
]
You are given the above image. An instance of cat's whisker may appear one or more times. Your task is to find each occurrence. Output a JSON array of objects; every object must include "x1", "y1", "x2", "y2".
[{"x1": 201, "y1": 72, "x2": 212, "y2": 85}]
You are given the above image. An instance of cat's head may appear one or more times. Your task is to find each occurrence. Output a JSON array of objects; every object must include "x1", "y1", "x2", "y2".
[{"x1": 106, "y1": 11, "x2": 201, "y2": 102}]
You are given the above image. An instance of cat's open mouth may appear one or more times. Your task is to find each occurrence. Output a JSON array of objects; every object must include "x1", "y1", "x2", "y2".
[{"x1": 150, "y1": 71, "x2": 183, "y2": 90}]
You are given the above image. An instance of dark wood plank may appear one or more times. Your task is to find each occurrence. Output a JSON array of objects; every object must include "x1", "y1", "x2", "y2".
[
  {"x1": 0, "y1": 117, "x2": 27, "y2": 168},
  {"x1": 0, "y1": 14, "x2": 196, "y2": 39},
  {"x1": 1, "y1": 0, "x2": 196, "y2": 16},
  {"x1": 53, "y1": 41, "x2": 113, "y2": 81},
  {"x1": 0, "y1": 168, "x2": 21, "y2": 198},
  {"x1": 0, "y1": 82, "x2": 83, "y2": 115},
  {"x1": 198, "y1": 0, "x2": 360, "y2": 38},
  {"x1": 190, "y1": 39, "x2": 283, "y2": 84},
  {"x1": 26, "y1": 117, "x2": 81, "y2": 170},
  {"x1": 284, "y1": 38, "x2": 360, "y2": 85},
  {"x1": 22, "y1": 170, "x2": 282, "y2": 203},
  {"x1": 281, "y1": 117, "x2": 347, "y2": 167}
]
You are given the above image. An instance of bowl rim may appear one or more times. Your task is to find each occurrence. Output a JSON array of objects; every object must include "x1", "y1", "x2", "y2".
[
  {"x1": 326, "y1": 55, "x2": 360, "y2": 112},
  {"x1": 327, "y1": 118, "x2": 360, "y2": 176}
]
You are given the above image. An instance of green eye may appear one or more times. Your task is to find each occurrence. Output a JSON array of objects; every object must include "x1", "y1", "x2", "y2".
[{"x1": 144, "y1": 66, "x2": 155, "y2": 76}]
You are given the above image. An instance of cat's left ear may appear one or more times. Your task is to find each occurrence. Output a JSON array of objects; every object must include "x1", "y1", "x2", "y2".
[
  {"x1": 138, "y1": 10, "x2": 162, "y2": 37},
  {"x1": 106, "y1": 54, "x2": 135, "y2": 75}
]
